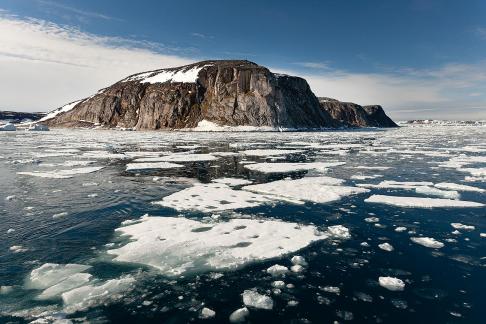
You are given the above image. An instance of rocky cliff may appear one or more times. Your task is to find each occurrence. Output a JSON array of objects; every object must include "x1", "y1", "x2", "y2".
[
  {"x1": 0, "y1": 111, "x2": 45, "y2": 124},
  {"x1": 42, "y1": 60, "x2": 397, "y2": 130},
  {"x1": 318, "y1": 97, "x2": 398, "y2": 127}
]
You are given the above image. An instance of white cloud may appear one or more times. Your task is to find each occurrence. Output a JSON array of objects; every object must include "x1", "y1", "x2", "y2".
[
  {"x1": 293, "y1": 62, "x2": 329, "y2": 69},
  {"x1": 274, "y1": 62, "x2": 486, "y2": 120},
  {"x1": 0, "y1": 13, "x2": 195, "y2": 112}
]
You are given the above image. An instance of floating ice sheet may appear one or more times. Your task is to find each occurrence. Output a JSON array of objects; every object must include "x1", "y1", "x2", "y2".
[
  {"x1": 244, "y1": 162, "x2": 345, "y2": 174},
  {"x1": 364, "y1": 195, "x2": 484, "y2": 208},
  {"x1": 17, "y1": 167, "x2": 104, "y2": 179},
  {"x1": 107, "y1": 216, "x2": 329, "y2": 276},
  {"x1": 126, "y1": 162, "x2": 183, "y2": 171}
]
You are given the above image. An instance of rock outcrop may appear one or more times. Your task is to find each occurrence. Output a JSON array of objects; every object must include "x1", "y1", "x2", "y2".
[
  {"x1": 318, "y1": 97, "x2": 398, "y2": 127},
  {"x1": 42, "y1": 60, "x2": 397, "y2": 130}
]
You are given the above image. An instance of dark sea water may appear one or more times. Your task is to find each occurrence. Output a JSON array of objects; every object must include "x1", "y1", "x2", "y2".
[{"x1": 0, "y1": 126, "x2": 485, "y2": 323}]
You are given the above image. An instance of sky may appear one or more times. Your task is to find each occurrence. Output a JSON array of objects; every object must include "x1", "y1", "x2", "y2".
[{"x1": 0, "y1": 0, "x2": 485, "y2": 120}]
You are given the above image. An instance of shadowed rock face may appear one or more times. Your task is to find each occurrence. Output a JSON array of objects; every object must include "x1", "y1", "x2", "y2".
[
  {"x1": 43, "y1": 60, "x2": 397, "y2": 130},
  {"x1": 318, "y1": 97, "x2": 398, "y2": 128},
  {"x1": 44, "y1": 60, "x2": 338, "y2": 130},
  {"x1": 0, "y1": 111, "x2": 45, "y2": 123}
]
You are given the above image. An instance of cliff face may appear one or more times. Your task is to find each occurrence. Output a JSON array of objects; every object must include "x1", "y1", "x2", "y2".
[
  {"x1": 43, "y1": 60, "x2": 397, "y2": 130},
  {"x1": 318, "y1": 97, "x2": 398, "y2": 128},
  {"x1": 0, "y1": 111, "x2": 45, "y2": 123},
  {"x1": 44, "y1": 60, "x2": 338, "y2": 130}
]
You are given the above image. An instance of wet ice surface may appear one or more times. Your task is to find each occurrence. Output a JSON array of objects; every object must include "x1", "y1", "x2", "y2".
[{"x1": 0, "y1": 126, "x2": 485, "y2": 323}]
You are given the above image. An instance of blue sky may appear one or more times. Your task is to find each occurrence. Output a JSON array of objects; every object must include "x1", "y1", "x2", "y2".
[{"x1": 1, "y1": 0, "x2": 485, "y2": 119}]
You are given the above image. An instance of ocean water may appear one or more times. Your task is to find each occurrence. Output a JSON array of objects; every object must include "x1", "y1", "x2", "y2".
[{"x1": 0, "y1": 126, "x2": 485, "y2": 323}]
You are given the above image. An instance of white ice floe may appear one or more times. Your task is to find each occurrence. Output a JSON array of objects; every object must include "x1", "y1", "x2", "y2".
[
  {"x1": 244, "y1": 162, "x2": 345, "y2": 174},
  {"x1": 434, "y1": 182, "x2": 485, "y2": 193},
  {"x1": 410, "y1": 237, "x2": 444, "y2": 249},
  {"x1": 450, "y1": 223, "x2": 475, "y2": 231},
  {"x1": 62, "y1": 276, "x2": 135, "y2": 313},
  {"x1": 9, "y1": 245, "x2": 28, "y2": 253},
  {"x1": 290, "y1": 264, "x2": 304, "y2": 273},
  {"x1": 327, "y1": 225, "x2": 351, "y2": 239},
  {"x1": 107, "y1": 216, "x2": 328, "y2": 276},
  {"x1": 200, "y1": 307, "x2": 216, "y2": 319},
  {"x1": 354, "y1": 166, "x2": 391, "y2": 170},
  {"x1": 37, "y1": 273, "x2": 92, "y2": 300},
  {"x1": 395, "y1": 227, "x2": 407, "y2": 232},
  {"x1": 350, "y1": 175, "x2": 382, "y2": 180},
  {"x1": 26, "y1": 263, "x2": 92, "y2": 290},
  {"x1": 291, "y1": 255, "x2": 307, "y2": 266},
  {"x1": 243, "y1": 176, "x2": 368, "y2": 204},
  {"x1": 156, "y1": 153, "x2": 218, "y2": 162},
  {"x1": 242, "y1": 289, "x2": 274, "y2": 310},
  {"x1": 322, "y1": 286, "x2": 340, "y2": 294},
  {"x1": 211, "y1": 178, "x2": 253, "y2": 186},
  {"x1": 378, "y1": 243, "x2": 394, "y2": 252},
  {"x1": 378, "y1": 276, "x2": 405, "y2": 291},
  {"x1": 154, "y1": 183, "x2": 271, "y2": 212},
  {"x1": 358, "y1": 180, "x2": 434, "y2": 190},
  {"x1": 266, "y1": 264, "x2": 289, "y2": 276},
  {"x1": 17, "y1": 167, "x2": 104, "y2": 179},
  {"x1": 229, "y1": 307, "x2": 250, "y2": 323},
  {"x1": 38, "y1": 100, "x2": 82, "y2": 122},
  {"x1": 125, "y1": 162, "x2": 183, "y2": 171},
  {"x1": 192, "y1": 120, "x2": 276, "y2": 132},
  {"x1": 82, "y1": 151, "x2": 127, "y2": 160},
  {"x1": 364, "y1": 195, "x2": 484, "y2": 208},
  {"x1": 52, "y1": 212, "x2": 68, "y2": 219},
  {"x1": 415, "y1": 186, "x2": 460, "y2": 199},
  {"x1": 364, "y1": 217, "x2": 380, "y2": 223},
  {"x1": 240, "y1": 149, "x2": 304, "y2": 157},
  {"x1": 28, "y1": 124, "x2": 49, "y2": 131}
]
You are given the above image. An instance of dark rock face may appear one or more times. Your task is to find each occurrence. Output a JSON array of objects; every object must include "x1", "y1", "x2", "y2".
[
  {"x1": 45, "y1": 60, "x2": 338, "y2": 130},
  {"x1": 0, "y1": 111, "x2": 45, "y2": 123},
  {"x1": 43, "y1": 60, "x2": 397, "y2": 130},
  {"x1": 318, "y1": 97, "x2": 398, "y2": 128}
]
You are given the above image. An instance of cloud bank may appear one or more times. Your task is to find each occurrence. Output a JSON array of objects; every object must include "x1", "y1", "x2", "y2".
[{"x1": 0, "y1": 13, "x2": 485, "y2": 120}]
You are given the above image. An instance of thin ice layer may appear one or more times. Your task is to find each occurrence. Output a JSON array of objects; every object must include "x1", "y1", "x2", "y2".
[{"x1": 107, "y1": 216, "x2": 330, "y2": 276}]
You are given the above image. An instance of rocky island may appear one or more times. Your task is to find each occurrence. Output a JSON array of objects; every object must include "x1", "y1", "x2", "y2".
[{"x1": 41, "y1": 60, "x2": 397, "y2": 130}]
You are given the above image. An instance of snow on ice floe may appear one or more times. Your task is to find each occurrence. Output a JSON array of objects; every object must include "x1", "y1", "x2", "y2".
[
  {"x1": 211, "y1": 177, "x2": 253, "y2": 186},
  {"x1": 378, "y1": 243, "x2": 394, "y2": 252},
  {"x1": 414, "y1": 186, "x2": 460, "y2": 199},
  {"x1": 243, "y1": 176, "x2": 369, "y2": 204},
  {"x1": 450, "y1": 223, "x2": 475, "y2": 231},
  {"x1": 229, "y1": 307, "x2": 250, "y2": 323},
  {"x1": 410, "y1": 237, "x2": 444, "y2": 249},
  {"x1": 156, "y1": 153, "x2": 218, "y2": 162},
  {"x1": 82, "y1": 151, "x2": 128, "y2": 160},
  {"x1": 125, "y1": 162, "x2": 183, "y2": 171},
  {"x1": 107, "y1": 216, "x2": 330, "y2": 276},
  {"x1": 240, "y1": 149, "x2": 304, "y2": 156},
  {"x1": 364, "y1": 195, "x2": 484, "y2": 208},
  {"x1": 266, "y1": 264, "x2": 289, "y2": 276},
  {"x1": 154, "y1": 183, "x2": 271, "y2": 212},
  {"x1": 17, "y1": 167, "x2": 104, "y2": 179},
  {"x1": 379, "y1": 277, "x2": 405, "y2": 291},
  {"x1": 242, "y1": 289, "x2": 274, "y2": 310},
  {"x1": 244, "y1": 162, "x2": 345, "y2": 174},
  {"x1": 434, "y1": 182, "x2": 485, "y2": 193},
  {"x1": 193, "y1": 120, "x2": 277, "y2": 132}
]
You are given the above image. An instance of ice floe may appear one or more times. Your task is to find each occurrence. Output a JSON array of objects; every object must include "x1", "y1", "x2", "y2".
[
  {"x1": 378, "y1": 277, "x2": 405, "y2": 291},
  {"x1": 125, "y1": 162, "x2": 183, "y2": 171},
  {"x1": 266, "y1": 264, "x2": 289, "y2": 276},
  {"x1": 229, "y1": 307, "x2": 250, "y2": 322},
  {"x1": 243, "y1": 176, "x2": 369, "y2": 204},
  {"x1": 415, "y1": 186, "x2": 460, "y2": 199},
  {"x1": 154, "y1": 183, "x2": 271, "y2": 212},
  {"x1": 450, "y1": 223, "x2": 475, "y2": 231},
  {"x1": 17, "y1": 167, "x2": 104, "y2": 179},
  {"x1": 410, "y1": 237, "x2": 444, "y2": 249},
  {"x1": 242, "y1": 289, "x2": 273, "y2": 310},
  {"x1": 434, "y1": 182, "x2": 485, "y2": 193},
  {"x1": 200, "y1": 307, "x2": 216, "y2": 319},
  {"x1": 364, "y1": 195, "x2": 484, "y2": 208},
  {"x1": 240, "y1": 149, "x2": 304, "y2": 156},
  {"x1": 157, "y1": 153, "x2": 218, "y2": 162},
  {"x1": 244, "y1": 162, "x2": 344, "y2": 174},
  {"x1": 378, "y1": 243, "x2": 394, "y2": 252},
  {"x1": 62, "y1": 276, "x2": 135, "y2": 313},
  {"x1": 107, "y1": 216, "x2": 328, "y2": 276}
]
